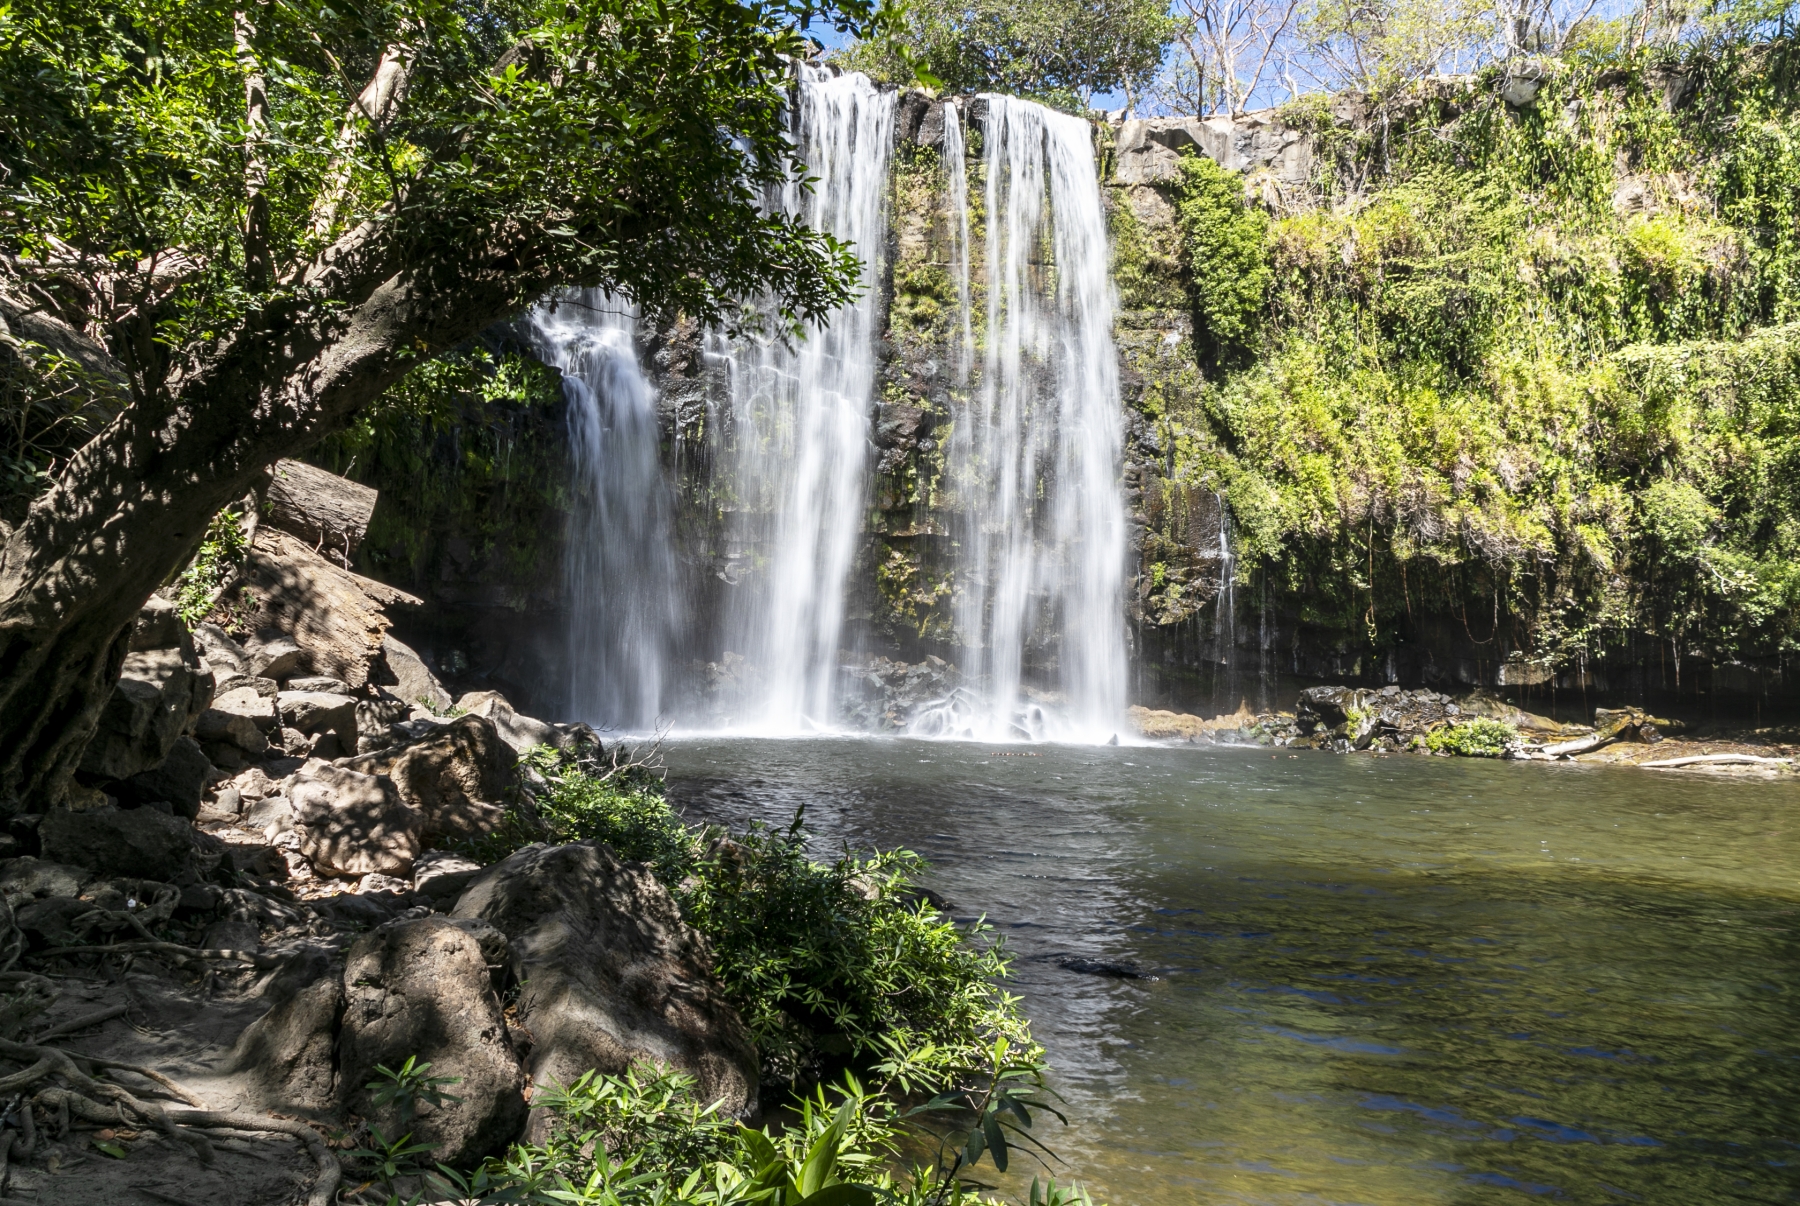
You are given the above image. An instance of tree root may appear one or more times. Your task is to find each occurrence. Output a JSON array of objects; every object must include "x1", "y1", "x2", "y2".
[
  {"x1": 166, "y1": 1109, "x2": 341, "y2": 1206},
  {"x1": 33, "y1": 1003, "x2": 129, "y2": 1042},
  {"x1": 0, "y1": 1038, "x2": 214, "y2": 1162},
  {"x1": 26, "y1": 942, "x2": 277, "y2": 969}
]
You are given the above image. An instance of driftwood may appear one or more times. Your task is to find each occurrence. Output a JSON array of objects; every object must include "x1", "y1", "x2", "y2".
[
  {"x1": 264, "y1": 459, "x2": 378, "y2": 565},
  {"x1": 1640, "y1": 753, "x2": 1792, "y2": 769},
  {"x1": 1514, "y1": 708, "x2": 1658, "y2": 760}
]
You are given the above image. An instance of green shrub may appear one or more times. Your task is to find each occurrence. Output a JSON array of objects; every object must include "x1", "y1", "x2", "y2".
[
  {"x1": 1174, "y1": 154, "x2": 1271, "y2": 362},
  {"x1": 469, "y1": 751, "x2": 1033, "y2": 1092},
  {"x1": 171, "y1": 507, "x2": 250, "y2": 627},
  {"x1": 422, "y1": 1059, "x2": 1094, "y2": 1206},
  {"x1": 680, "y1": 819, "x2": 1031, "y2": 1088},
  {"x1": 1424, "y1": 718, "x2": 1518, "y2": 757}
]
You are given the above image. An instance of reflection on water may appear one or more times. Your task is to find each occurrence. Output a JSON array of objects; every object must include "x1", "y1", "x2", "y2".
[{"x1": 663, "y1": 738, "x2": 1800, "y2": 1206}]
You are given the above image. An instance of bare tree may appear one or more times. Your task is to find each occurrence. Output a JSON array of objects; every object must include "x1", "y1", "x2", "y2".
[
  {"x1": 1494, "y1": 0, "x2": 1605, "y2": 55},
  {"x1": 1152, "y1": 0, "x2": 1304, "y2": 117},
  {"x1": 1296, "y1": 0, "x2": 1491, "y2": 95}
]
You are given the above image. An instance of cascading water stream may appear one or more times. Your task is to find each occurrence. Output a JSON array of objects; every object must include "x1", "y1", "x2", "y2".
[
  {"x1": 933, "y1": 95, "x2": 1129, "y2": 742},
  {"x1": 710, "y1": 67, "x2": 895, "y2": 731},
  {"x1": 529, "y1": 291, "x2": 679, "y2": 729},
  {"x1": 941, "y1": 99, "x2": 976, "y2": 386}
]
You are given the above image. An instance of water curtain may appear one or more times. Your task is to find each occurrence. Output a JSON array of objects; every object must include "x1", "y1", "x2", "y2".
[
  {"x1": 711, "y1": 67, "x2": 896, "y2": 731},
  {"x1": 529, "y1": 291, "x2": 679, "y2": 729},
  {"x1": 943, "y1": 95, "x2": 1129, "y2": 741}
]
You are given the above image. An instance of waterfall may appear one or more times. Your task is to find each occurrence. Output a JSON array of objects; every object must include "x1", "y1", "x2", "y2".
[
  {"x1": 711, "y1": 67, "x2": 895, "y2": 731},
  {"x1": 529, "y1": 291, "x2": 679, "y2": 729},
  {"x1": 1213, "y1": 492, "x2": 1238, "y2": 714},
  {"x1": 943, "y1": 95, "x2": 1128, "y2": 741},
  {"x1": 941, "y1": 100, "x2": 976, "y2": 386}
]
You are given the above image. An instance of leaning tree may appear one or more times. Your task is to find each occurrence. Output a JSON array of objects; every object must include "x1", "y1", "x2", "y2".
[{"x1": 0, "y1": 0, "x2": 885, "y2": 812}]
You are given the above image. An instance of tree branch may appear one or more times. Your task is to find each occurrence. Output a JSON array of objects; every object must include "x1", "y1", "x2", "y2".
[
  {"x1": 235, "y1": 7, "x2": 273, "y2": 289},
  {"x1": 302, "y1": 41, "x2": 419, "y2": 250}
]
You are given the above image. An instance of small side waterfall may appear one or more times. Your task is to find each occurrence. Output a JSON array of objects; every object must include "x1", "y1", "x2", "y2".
[
  {"x1": 712, "y1": 68, "x2": 896, "y2": 731},
  {"x1": 943, "y1": 95, "x2": 1129, "y2": 741},
  {"x1": 530, "y1": 292, "x2": 679, "y2": 729},
  {"x1": 1212, "y1": 492, "x2": 1238, "y2": 714}
]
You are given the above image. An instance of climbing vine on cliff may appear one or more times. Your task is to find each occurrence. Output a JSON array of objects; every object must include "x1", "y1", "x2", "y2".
[{"x1": 1159, "y1": 35, "x2": 1800, "y2": 684}]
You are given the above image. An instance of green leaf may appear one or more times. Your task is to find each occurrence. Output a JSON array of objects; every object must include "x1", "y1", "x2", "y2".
[
  {"x1": 984, "y1": 1114, "x2": 1009, "y2": 1172},
  {"x1": 797, "y1": 1111, "x2": 846, "y2": 1196},
  {"x1": 93, "y1": 1140, "x2": 128, "y2": 1158},
  {"x1": 794, "y1": 1185, "x2": 877, "y2": 1206},
  {"x1": 964, "y1": 1123, "x2": 985, "y2": 1166}
]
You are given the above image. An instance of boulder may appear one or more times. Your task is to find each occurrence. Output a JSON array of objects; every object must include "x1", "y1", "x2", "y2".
[
  {"x1": 451, "y1": 841, "x2": 758, "y2": 1120},
  {"x1": 356, "y1": 692, "x2": 409, "y2": 754},
  {"x1": 413, "y1": 850, "x2": 484, "y2": 907},
  {"x1": 337, "y1": 917, "x2": 527, "y2": 1164},
  {"x1": 455, "y1": 691, "x2": 562, "y2": 754},
  {"x1": 130, "y1": 595, "x2": 186, "y2": 652},
  {"x1": 379, "y1": 635, "x2": 452, "y2": 712},
  {"x1": 195, "y1": 693, "x2": 273, "y2": 758},
  {"x1": 288, "y1": 676, "x2": 352, "y2": 695},
  {"x1": 0, "y1": 857, "x2": 89, "y2": 902},
  {"x1": 214, "y1": 673, "x2": 279, "y2": 698},
  {"x1": 78, "y1": 647, "x2": 213, "y2": 781},
  {"x1": 246, "y1": 793, "x2": 293, "y2": 836},
  {"x1": 278, "y1": 690, "x2": 360, "y2": 751},
  {"x1": 16, "y1": 896, "x2": 95, "y2": 945},
  {"x1": 265, "y1": 459, "x2": 379, "y2": 563},
  {"x1": 237, "y1": 528, "x2": 422, "y2": 687},
  {"x1": 289, "y1": 761, "x2": 419, "y2": 877},
  {"x1": 192, "y1": 623, "x2": 251, "y2": 676},
  {"x1": 38, "y1": 806, "x2": 196, "y2": 880},
  {"x1": 120, "y1": 735, "x2": 214, "y2": 818},
  {"x1": 247, "y1": 633, "x2": 307, "y2": 680},
  {"x1": 348, "y1": 715, "x2": 513, "y2": 844},
  {"x1": 217, "y1": 686, "x2": 280, "y2": 730},
  {"x1": 230, "y1": 973, "x2": 345, "y2": 1114}
]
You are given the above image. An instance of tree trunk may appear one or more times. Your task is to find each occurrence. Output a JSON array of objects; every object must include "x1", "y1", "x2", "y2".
[{"x1": 0, "y1": 259, "x2": 525, "y2": 813}]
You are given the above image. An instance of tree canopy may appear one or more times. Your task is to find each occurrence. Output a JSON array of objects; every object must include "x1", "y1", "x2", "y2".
[
  {"x1": 0, "y1": 0, "x2": 889, "y2": 811},
  {"x1": 834, "y1": 0, "x2": 1173, "y2": 109}
]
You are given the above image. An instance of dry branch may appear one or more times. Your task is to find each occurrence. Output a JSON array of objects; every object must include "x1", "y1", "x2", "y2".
[{"x1": 1640, "y1": 752, "x2": 1792, "y2": 769}]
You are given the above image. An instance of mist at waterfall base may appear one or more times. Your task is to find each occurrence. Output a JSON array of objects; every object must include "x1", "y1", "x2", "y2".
[{"x1": 539, "y1": 69, "x2": 1135, "y2": 743}]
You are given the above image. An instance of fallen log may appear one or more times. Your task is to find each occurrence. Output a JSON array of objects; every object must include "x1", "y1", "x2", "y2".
[
  {"x1": 1639, "y1": 753, "x2": 1792, "y2": 769},
  {"x1": 264, "y1": 459, "x2": 377, "y2": 564}
]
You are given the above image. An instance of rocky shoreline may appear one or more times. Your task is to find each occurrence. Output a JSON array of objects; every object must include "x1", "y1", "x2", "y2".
[{"x1": 1129, "y1": 688, "x2": 1798, "y2": 776}]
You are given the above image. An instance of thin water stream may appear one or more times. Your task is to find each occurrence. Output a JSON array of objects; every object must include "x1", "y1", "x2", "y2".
[{"x1": 664, "y1": 738, "x2": 1800, "y2": 1205}]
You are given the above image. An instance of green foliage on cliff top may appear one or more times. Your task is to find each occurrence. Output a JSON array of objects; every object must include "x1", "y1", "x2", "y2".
[
  {"x1": 1162, "y1": 37, "x2": 1800, "y2": 670},
  {"x1": 1176, "y1": 156, "x2": 1271, "y2": 362}
]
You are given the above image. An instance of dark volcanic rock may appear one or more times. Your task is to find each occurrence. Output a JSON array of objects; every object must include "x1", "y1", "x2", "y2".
[
  {"x1": 337, "y1": 917, "x2": 527, "y2": 1164},
  {"x1": 450, "y1": 841, "x2": 759, "y2": 1122},
  {"x1": 38, "y1": 806, "x2": 196, "y2": 880}
]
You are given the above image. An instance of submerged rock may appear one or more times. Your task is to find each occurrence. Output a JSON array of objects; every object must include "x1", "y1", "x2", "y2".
[{"x1": 451, "y1": 840, "x2": 759, "y2": 1122}]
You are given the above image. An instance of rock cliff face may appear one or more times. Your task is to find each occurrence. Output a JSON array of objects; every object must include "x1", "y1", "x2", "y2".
[{"x1": 325, "y1": 76, "x2": 1795, "y2": 723}]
